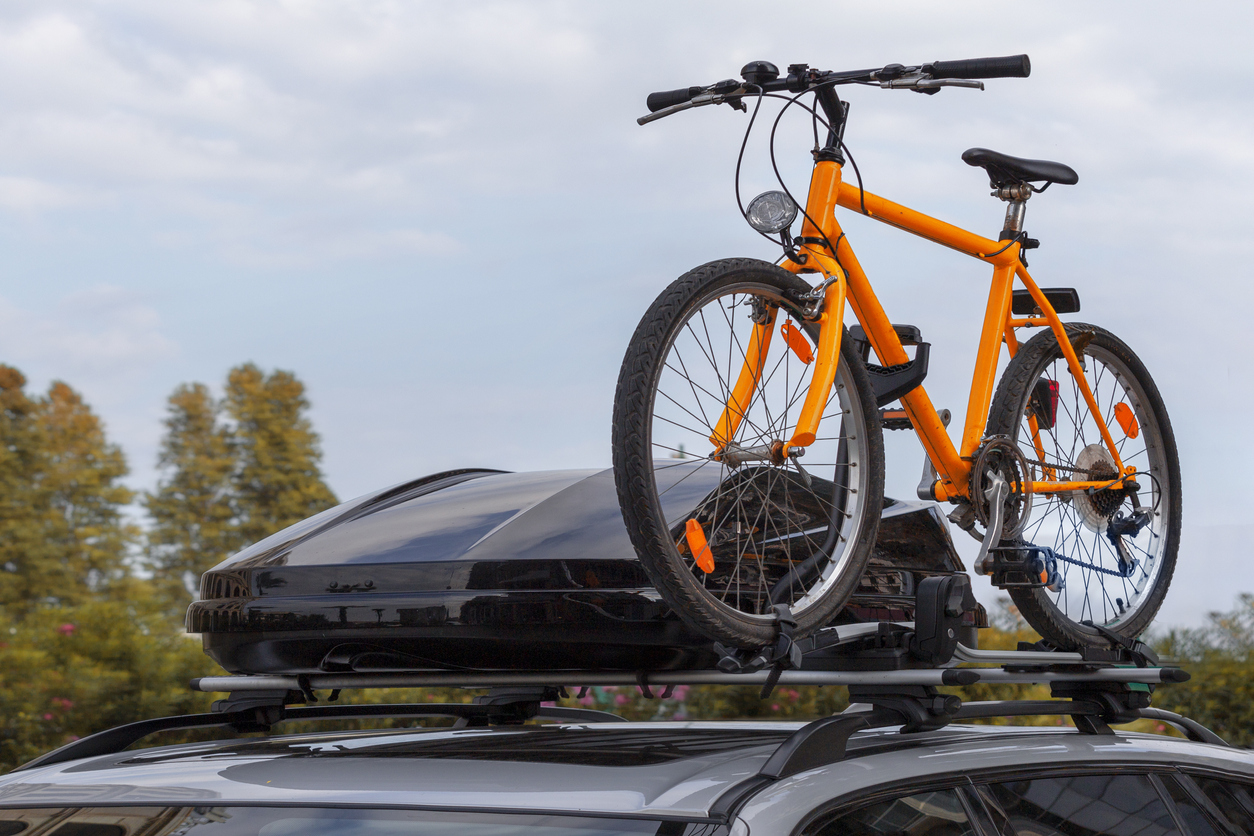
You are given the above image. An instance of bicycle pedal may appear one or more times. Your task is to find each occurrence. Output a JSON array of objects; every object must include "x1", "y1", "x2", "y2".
[
  {"x1": 879, "y1": 408, "x2": 912, "y2": 430},
  {"x1": 984, "y1": 543, "x2": 1061, "y2": 591}
]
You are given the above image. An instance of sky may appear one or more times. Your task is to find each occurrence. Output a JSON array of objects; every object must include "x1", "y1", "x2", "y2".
[{"x1": 0, "y1": 0, "x2": 1249, "y2": 629}]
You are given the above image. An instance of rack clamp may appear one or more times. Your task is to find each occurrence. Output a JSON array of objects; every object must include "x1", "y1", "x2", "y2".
[
  {"x1": 798, "y1": 574, "x2": 979, "y2": 672},
  {"x1": 848, "y1": 684, "x2": 963, "y2": 733},
  {"x1": 1050, "y1": 680, "x2": 1153, "y2": 735},
  {"x1": 761, "y1": 683, "x2": 965, "y2": 780},
  {"x1": 466, "y1": 686, "x2": 568, "y2": 727},
  {"x1": 715, "y1": 604, "x2": 804, "y2": 699}
]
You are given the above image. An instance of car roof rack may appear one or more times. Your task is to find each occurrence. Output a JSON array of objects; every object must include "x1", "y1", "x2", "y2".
[{"x1": 14, "y1": 574, "x2": 1222, "y2": 776}]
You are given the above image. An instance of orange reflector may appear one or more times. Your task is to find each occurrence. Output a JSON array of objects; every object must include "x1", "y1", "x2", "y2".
[
  {"x1": 1113, "y1": 402, "x2": 1140, "y2": 439},
  {"x1": 1040, "y1": 569, "x2": 1049, "y2": 584},
  {"x1": 780, "y1": 321, "x2": 813, "y2": 365},
  {"x1": 685, "y1": 519, "x2": 714, "y2": 574}
]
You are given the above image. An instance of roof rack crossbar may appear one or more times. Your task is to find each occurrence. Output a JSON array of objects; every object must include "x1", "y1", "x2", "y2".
[
  {"x1": 191, "y1": 664, "x2": 1186, "y2": 694},
  {"x1": 972, "y1": 668, "x2": 1188, "y2": 685},
  {"x1": 12, "y1": 702, "x2": 624, "y2": 773}
]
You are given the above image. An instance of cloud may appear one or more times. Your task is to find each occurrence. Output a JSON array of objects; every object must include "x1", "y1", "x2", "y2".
[
  {"x1": 0, "y1": 0, "x2": 1249, "y2": 628},
  {"x1": 0, "y1": 176, "x2": 83, "y2": 211},
  {"x1": 0, "y1": 285, "x2": 177, "y2": 380}
]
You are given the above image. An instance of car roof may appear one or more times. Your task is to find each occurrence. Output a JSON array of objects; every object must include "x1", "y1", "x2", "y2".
[{"x1": 2, "y1": 721, "x2": 1251, "y2": 817}]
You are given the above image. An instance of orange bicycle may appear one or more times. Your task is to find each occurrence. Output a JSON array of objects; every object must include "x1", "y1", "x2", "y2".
[{"x1": 612, "y1": 55, "x2": 1179, "y2": 651}]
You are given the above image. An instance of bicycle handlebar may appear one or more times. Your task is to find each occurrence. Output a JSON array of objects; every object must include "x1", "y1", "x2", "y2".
[
  {"x1": 647, "y1": 87, "x2": 705, "y2": 113},
  {"x1": 925, "y1": 54, "x2": 1030, "y2": 80},
  {"x1": 640, "y1": 54, "x2": 1030, "y2": 123}
]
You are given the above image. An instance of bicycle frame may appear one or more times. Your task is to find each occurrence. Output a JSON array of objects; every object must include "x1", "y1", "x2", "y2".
[{"x1": 739, "y1": 159, "x2": 1133, "y2": 502}]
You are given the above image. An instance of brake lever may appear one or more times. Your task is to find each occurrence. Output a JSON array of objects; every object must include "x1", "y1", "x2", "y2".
[
  {"x1": 637, "y1": 91, "x2": 743, "y2": 126},
  {"x1": 879, "y1": 76, "x2": 985, "y2": 92},
  {"x1": 638, "y1": 100, "x2": 698, "y2": 125}
]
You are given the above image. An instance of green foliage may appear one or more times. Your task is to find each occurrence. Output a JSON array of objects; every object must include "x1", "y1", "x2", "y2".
[
  {"x1": 0, "y1": 367, "x2": 136, "y2": 613},
  {"x1": 224, "y1": 363, "x2": 338, "y2": 547},
  {"x1": 145, "y1": 383, "x2": 240, "y2": 602},
  {"x1": 145, "y1": 364, "x2": 337, "y2": 604},
  {"x1": 0, "y1": 580, "x2": 219, "y2": 773},
  {"x1": 1153, "y1": 593, "x2": 1254, "y2": 746}
]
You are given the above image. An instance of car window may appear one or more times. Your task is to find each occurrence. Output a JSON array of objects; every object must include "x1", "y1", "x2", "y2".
[
  {"x1": 984, "y1": 774, "x2": 1182, "y2": 836},
  {"x1": 808, "y1": 789, "x2": 977, "y2": 836},
  {"x1": 1186, "y1": 775, "x2": 1254, "y2": 835},
  {"x1": 1158, "y1": 775, "x2": 1223, "y2": 836}
]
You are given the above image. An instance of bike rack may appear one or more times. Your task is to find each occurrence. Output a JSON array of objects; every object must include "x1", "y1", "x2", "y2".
[{"x1": 15, "y1": 574, "x2": 1207, "y2": 775}]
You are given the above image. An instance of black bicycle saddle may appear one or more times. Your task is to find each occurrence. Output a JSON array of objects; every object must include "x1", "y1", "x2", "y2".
[{"x1": 962, "y1": 148, "x2": 1078, "y2": 189}]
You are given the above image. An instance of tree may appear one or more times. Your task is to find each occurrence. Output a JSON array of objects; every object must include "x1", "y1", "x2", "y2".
[
  {"x1": 145, "y1": 364, "x2": 337, "y2": 603},
  {"x1": 0, "y1": 578, "x2": 218, "y2": 772},
  {"x1": 0, "y1": 365, "x2": 51, "y2": 611},
  {"x1": 1154, "y1": 594, "x2": 1254, "y2": 746},
  {"x1": 0, "y1": 367, "x2": 135, "y2": 613},
  {"x1": 145, "y1": 384, "x2": 237, "y2": 601},
  {"x1": 224, "y1": 363, "x2": 338, "y2": 546}
]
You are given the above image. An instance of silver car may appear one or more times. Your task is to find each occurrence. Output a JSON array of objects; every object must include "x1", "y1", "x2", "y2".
[{"x1": 2, "y1": 709, "x2": 1253, "y2": 836}]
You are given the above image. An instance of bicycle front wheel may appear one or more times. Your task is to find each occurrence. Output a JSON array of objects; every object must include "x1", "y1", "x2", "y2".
[
  {"x1": 613, "y1": 258, "x2": 884, "y2": 648},
  {"x1": 987, "y1": 323, "x2": 1181, "y2": 648}
]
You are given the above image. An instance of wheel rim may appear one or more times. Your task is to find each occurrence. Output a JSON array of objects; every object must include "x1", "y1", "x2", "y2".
[
  {"x1": 1013, "y1": 343, "x2": 1172, "y2": 631},
  {"x1": 643, "y1": 281, "x2": 873, "y2": 622}
]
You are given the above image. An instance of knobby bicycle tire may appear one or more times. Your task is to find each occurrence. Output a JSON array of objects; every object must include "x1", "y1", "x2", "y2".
[
  {"x1": 612, "y1": 258, "x2": 885, "y2": 648},
  {"x1": 986, "y1": 323, "x2": 1181, "y2": 649}
]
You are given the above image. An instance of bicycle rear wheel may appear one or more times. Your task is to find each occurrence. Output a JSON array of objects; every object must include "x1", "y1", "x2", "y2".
[
  {"x1": 612, "y1": 258, "x2": 884, "y2": 648},
  {"x1": 986, "y1": 323, "x2": 1180, "y2": 648}
]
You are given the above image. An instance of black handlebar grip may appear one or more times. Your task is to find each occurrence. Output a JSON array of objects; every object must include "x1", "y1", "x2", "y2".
[
  {"x1": 926, "y1": 54, "x2": 1030, "y2": 80},
  {"x1": 647, "y1": 87, "x2": 703, "y2": 113}
]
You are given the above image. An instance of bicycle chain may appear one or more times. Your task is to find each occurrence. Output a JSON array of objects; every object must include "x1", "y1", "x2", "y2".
[
  {"x1": 1006, "y1": 456, "x2": 1142, "y2": 579},
  {"x1": 987, "y1": 446, "x2": 1136, "y2": 578},
  {"x1": 1048, "y1": 548, "x2": 1127, "y2": 577}
]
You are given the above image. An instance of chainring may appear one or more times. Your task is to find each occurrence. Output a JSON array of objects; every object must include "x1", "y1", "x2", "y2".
[{"x1": 970, "y1": 436, "x2": 1033, "y2": 540}]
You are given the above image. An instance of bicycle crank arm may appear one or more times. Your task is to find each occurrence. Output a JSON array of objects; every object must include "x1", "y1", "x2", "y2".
[{"x1": 972, "y1": 472, "x2": 1008, "y2": 575}]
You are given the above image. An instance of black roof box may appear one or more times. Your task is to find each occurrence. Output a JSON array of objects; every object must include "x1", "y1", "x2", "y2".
[{"x1": 189, "y1": 466, "x2": 976, "y2": 675}]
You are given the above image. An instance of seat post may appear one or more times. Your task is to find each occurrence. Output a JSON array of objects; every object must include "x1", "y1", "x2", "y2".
[{"x1": 994, "y1": 183, "x2": 1031, "y2": 241}]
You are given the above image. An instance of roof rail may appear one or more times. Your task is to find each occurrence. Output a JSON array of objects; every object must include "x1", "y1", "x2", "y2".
[{"x1": 14, "y1": 692, "x2": 625, "y2": 773}]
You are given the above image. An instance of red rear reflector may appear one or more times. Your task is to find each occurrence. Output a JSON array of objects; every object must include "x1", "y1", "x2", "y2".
[{"x1": 1030, "y1": 378, "x2": 1059, "y2": 430}]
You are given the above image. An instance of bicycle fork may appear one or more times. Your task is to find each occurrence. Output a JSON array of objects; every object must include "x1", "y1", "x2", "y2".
[{"x1": 709, "y1": 162, "x2": 850, "y2": 464}]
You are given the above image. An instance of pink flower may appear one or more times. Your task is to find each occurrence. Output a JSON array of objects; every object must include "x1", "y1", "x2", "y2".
[
  {"x1": 43, "y1": 713, "x2": 53, "y2": 720},
  {"x1": 578, "y1": 695, "x2": 595, "y2": 706},
  {"x1": 615, "y1": 694, "x2": 629, "y2": 705},
  {"x1": 58, "y1": 624, "x2": 75, "y2": 635},
  {"x1": 51, "y1": 698, "x2": 73, "y2": 710},
  {"x1": 771, "y1": 704, "x2": 780, "y2": 711}
]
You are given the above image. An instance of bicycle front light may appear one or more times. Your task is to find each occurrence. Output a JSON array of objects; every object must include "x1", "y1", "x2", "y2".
[{"x1": 745, "y1": 191, "x2": 798, "y2": 234}]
